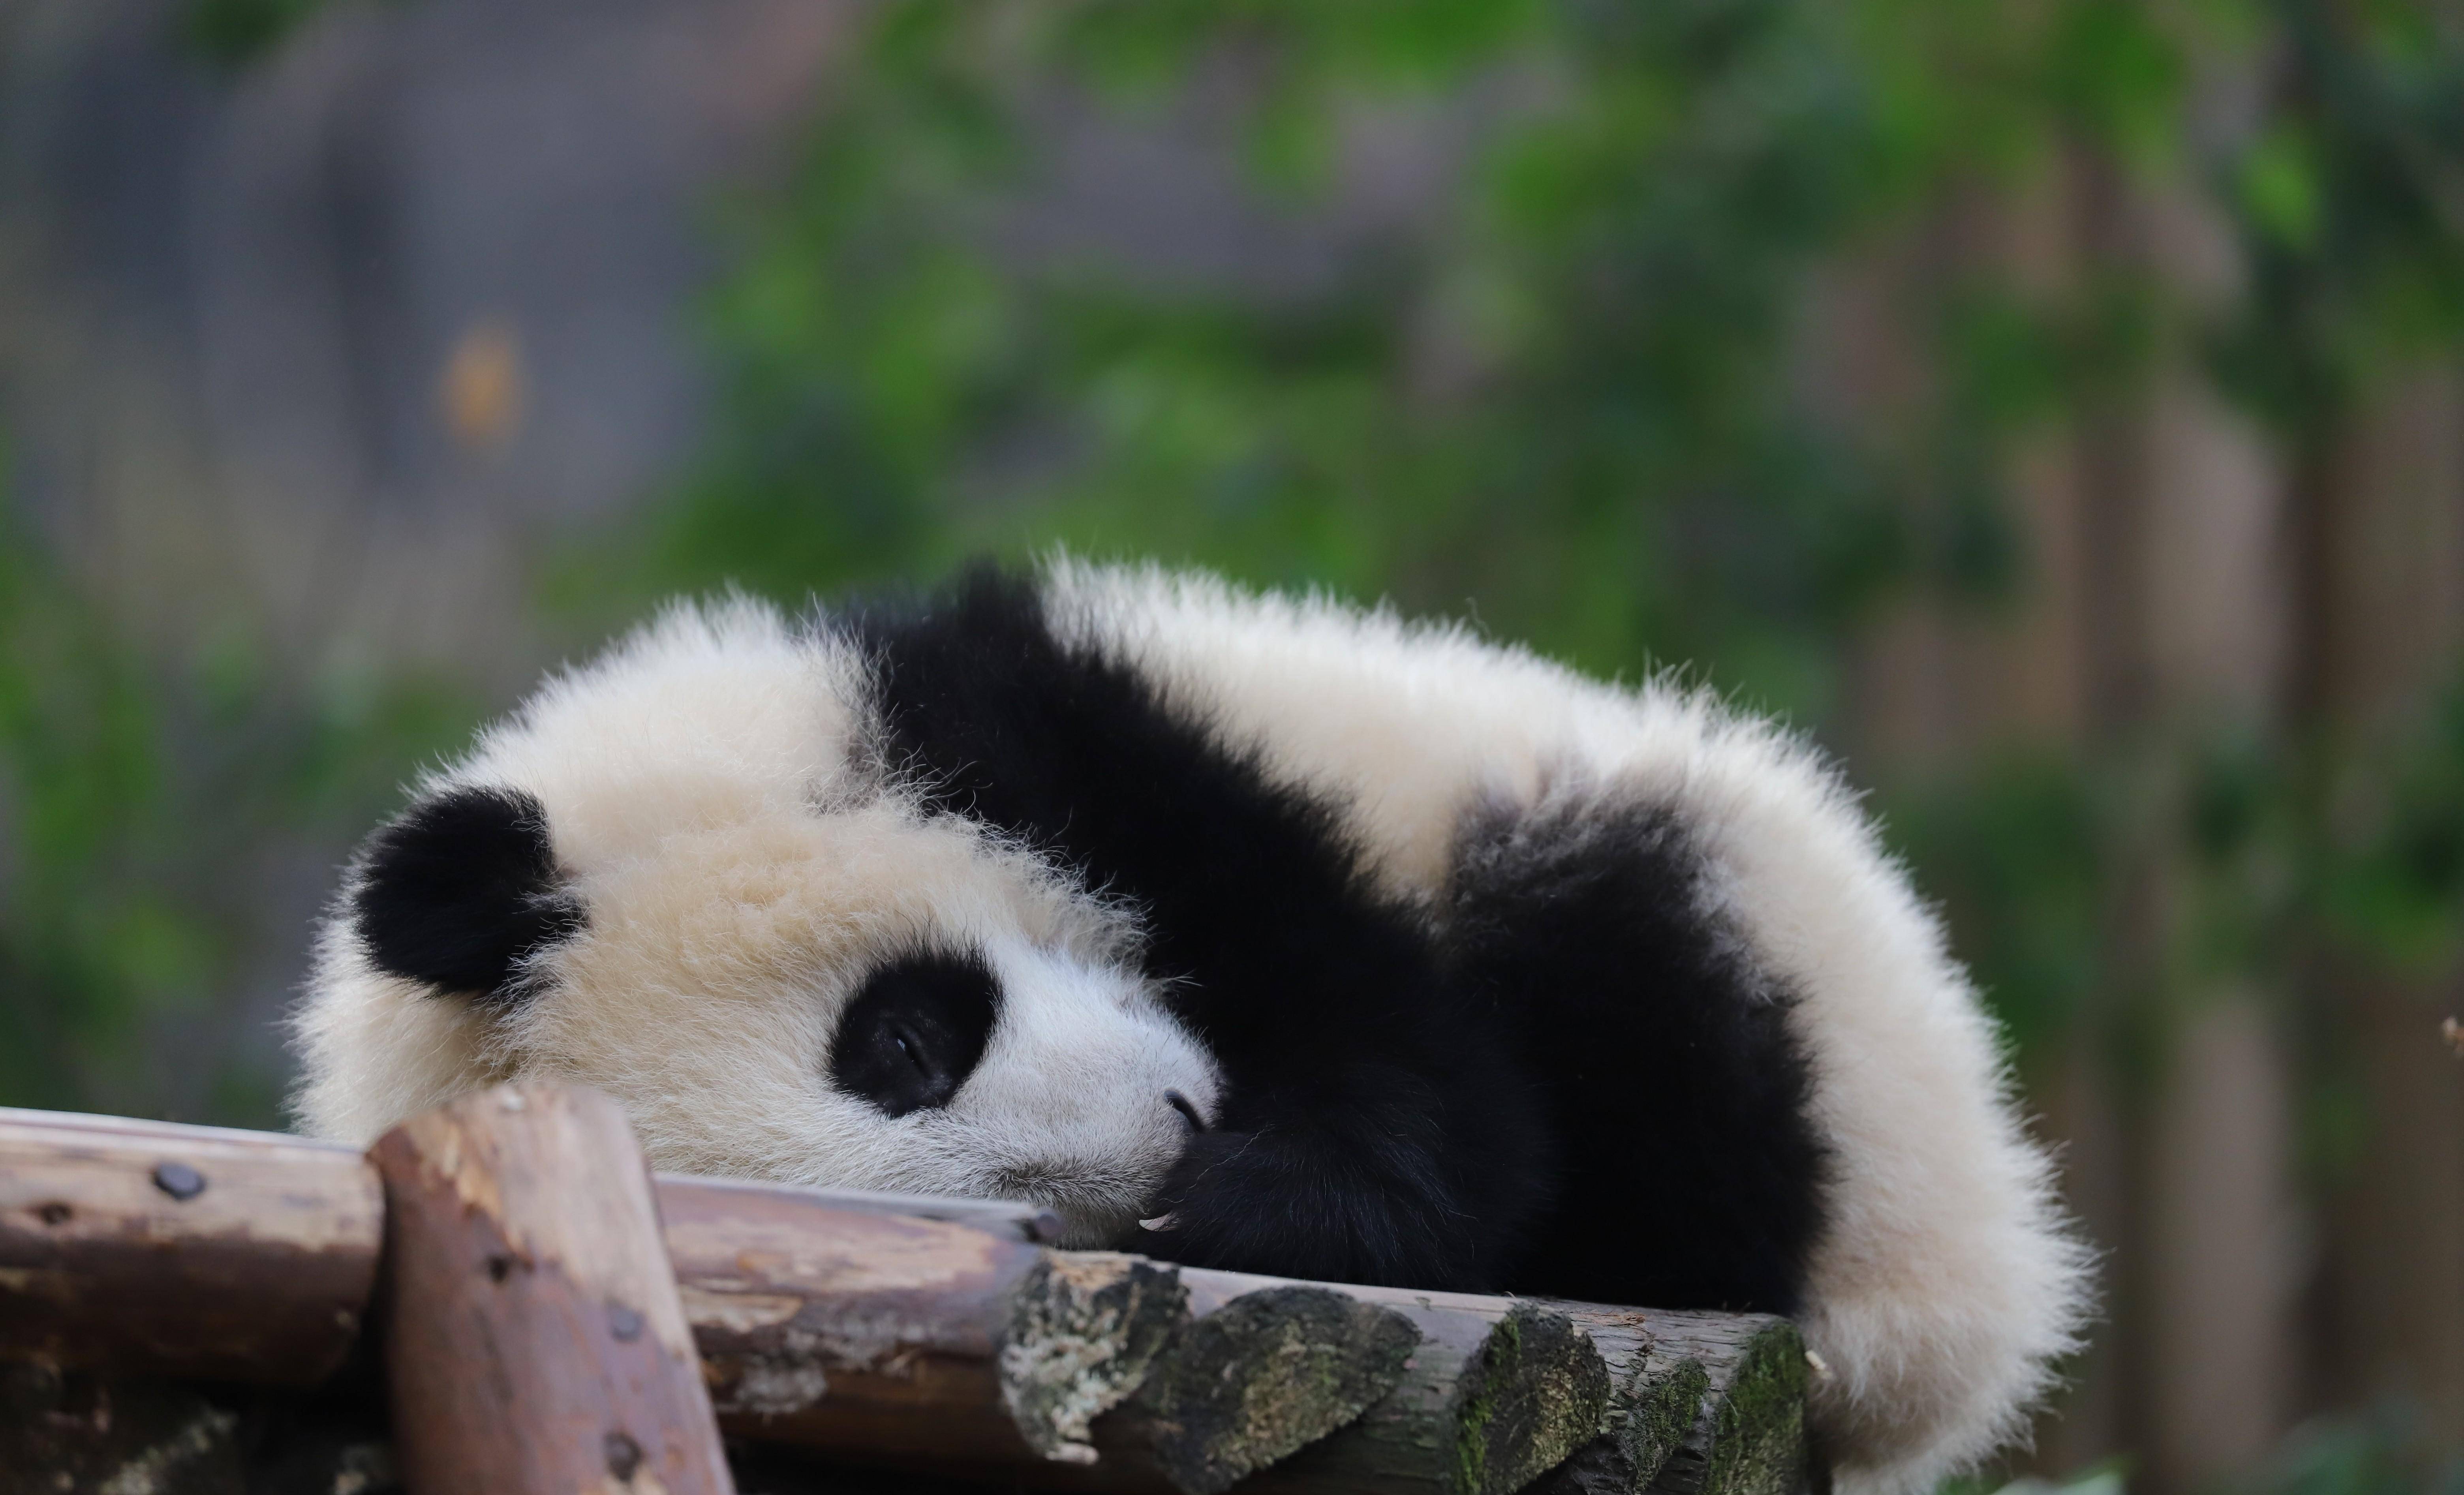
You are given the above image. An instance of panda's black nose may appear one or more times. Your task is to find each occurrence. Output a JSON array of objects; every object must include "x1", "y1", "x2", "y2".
[{"x1": 1164, "y1": 1089, "x2": 1206, "y2": 1133}]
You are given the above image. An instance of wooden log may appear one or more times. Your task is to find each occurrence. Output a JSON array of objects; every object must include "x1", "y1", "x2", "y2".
[
  {"x1": 661, "y1": 1182, "x2": 1191, "y2": 1469},
  {"x1": 1166, "y1": 1271, "x2": 1614, "y2": 1495},
  {"x1": 0, "y1": 1105, "x2": 1806, "y2": 1495},
  {"x1": 0, "y1": 1105, "x2": 1054, "y2": 1389},
  {"x1": 1111, "y1": 1285, "x2": 1422, "y2": 1495},
  {"x1": 1626, "y1": 1313, "x2": 1809, "y2": 1495},
  {"x1": 1230, "y1": 1298, "x2": 1608, "y2": 1495},
  {"x1": 668, "y1": 1185, "x2": 1602, "y2": 1495},
  {"x1": 1522, "y1": 1307, "x2": 1809, "y2": 1495},
  {"x1": 370, "y1": 1083, "x2": 735, "y2": 1495},
  {"x1": 667, "y1": 1176, "x2": 1067, "y2": 1245},
  {"x1": 0, "y1": 1108, "x2": 381, "y2": 1386},
  {"x1": 1170, "y1": 1277, "x2": 1812, "y2": 1495},
  {"x1": 1525, "y1": 1307, "x2": 1701, "y2": 1495},
  {"x1": 674, "y1": 1196, "x2": 1606, "y2": 1495}
]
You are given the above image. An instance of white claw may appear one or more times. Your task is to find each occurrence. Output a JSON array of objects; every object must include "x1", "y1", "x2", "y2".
[{"x1": 1138, "y1": 1213, "x2": 1178, "y2": 1232}]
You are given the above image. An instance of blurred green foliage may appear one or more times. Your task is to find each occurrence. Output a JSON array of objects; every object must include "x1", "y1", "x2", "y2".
[
  {"x1": 2211, "y1": 0, "x2": 2464, "y2": 444},
  {"x1": 2252, "y1": 1408, "x2": 2464, "y2": 1495},
  {"x1": 556, "y1": 0, "x2": 2464, "y2": 1087},
  {"x1": 179, "y1": 0, "x2": 348, "y2": 66},
  {"x1": 0, "y1": 455, "x2": 481, "y2": 1123},
  {"x1": 5, "y1": 0, "x2": 2464, "y2": 1478},
  {"x1": 2329, "y1": 686, "x2": 2464, "y2": 971},
  {"x1": 569, "y1": 0, "x2": 1958, "y2": 713},
  {"x1": 21, "y1": 0, "x2": 2464, "y2": 1328}
]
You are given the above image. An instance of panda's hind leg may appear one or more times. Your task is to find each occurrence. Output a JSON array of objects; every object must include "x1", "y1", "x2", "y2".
[{"x1": 1446, "y1": 785, "x2": 1827, "y2": 1314}]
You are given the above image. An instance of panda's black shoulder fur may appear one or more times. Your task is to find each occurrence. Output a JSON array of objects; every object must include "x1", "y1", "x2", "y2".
[
  {"x1": 1449, "y1": 793, "x2": 1827, "y2": 1311},
  {"x1": 847, "y1": 563, "x2": 1824, "y2": 1311}
]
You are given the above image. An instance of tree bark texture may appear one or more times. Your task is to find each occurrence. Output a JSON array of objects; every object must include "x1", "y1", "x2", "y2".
[
  {"x1": 1180, "y1": 1276, "x2": 1799, "y2": 1495},
  {"x1": 369, "y1": 1083, "x2": 736, "y2": 1495}
]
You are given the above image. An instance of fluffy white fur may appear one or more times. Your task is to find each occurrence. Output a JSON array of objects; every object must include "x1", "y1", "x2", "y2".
[
  {"x1": 293, "y1": 564, "x2": 2090, "y2": 1495},
  {"x1": 1046, "y1": 560, "x2": 2092, "y2": 1493},
  {"x1": 293, "y1": 597, "x2": 1217, "y2": 1246}
]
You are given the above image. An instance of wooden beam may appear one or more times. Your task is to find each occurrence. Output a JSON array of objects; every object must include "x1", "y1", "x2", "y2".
[
  {"x1": 671, "y1": 1175, "x2": 1067, "y2": 1244},
  {"x1": 1223, "y1": 1296, "x2": 1610, "y2": 1495},
  {"x1": 371, "y1": 1084, "x2": 736, "y2": 1495},
  {"x1": 1627, "y1": 1312, "x2": 1810, "y2": 1495},
  {"x1": 663, "y1": 1183, "x2": 1186, "y2": 1470},
  {"x1": 672, "y1": 1200, "x2": 1614, "y2": 1495},
  {"x1": 0, "y1": 1105, "x2": 1812, "y2": 1495},
  {"x1": 0, "y1": 1108, "x2": 381, "y2": 1386},
  {"x1": 1110, "y1": 1284, "x2": 1421, "y2": 1494},
  {"x1": 1530, "y1": 1309, "x2": 1809, "y2": 1495},
  {"x1": 0, "y1": 1106, "x2": 1051, "y2": 1386}
]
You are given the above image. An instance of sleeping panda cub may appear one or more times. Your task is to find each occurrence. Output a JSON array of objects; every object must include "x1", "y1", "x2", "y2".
[{"x1": 293, "y1": 560, "x2": 2088, "y2": 1495}]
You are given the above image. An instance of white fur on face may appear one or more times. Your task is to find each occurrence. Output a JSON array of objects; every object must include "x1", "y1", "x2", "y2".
[
  {"x1": 291, "y1": 597, "x2": 1220, "y2": 1243},
  {"x1": 506, "y1": 809, "x2": 1216, "y2": 1242},
  {"x1": 916, "y1": 936, "x2": 1219, "y2": 1246}
]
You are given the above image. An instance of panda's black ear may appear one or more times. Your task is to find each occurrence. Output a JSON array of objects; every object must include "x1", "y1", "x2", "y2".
[{"x1": 351, "y1": 786, "x2": 585, "y2": 1003}]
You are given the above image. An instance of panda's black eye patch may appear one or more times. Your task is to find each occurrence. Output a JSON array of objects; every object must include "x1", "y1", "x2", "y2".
[{"x1": 828, "y1": 950, "x2": 1000, "y2": 1117}]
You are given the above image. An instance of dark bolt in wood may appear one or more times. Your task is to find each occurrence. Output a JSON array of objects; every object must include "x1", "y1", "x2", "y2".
[
  {"x1": 606, "y1": 1431, "x2": 643, "y2": 1480},
  {"x1": 151, "y1": 1162, "x2": 207, "y2": 1201},
  {"x1": 0, "y1": 1109, "x2": 382, "y2": 1387},
  {"x1": 608, "y1": 1304, "x2": 644, "y2": 1342}
]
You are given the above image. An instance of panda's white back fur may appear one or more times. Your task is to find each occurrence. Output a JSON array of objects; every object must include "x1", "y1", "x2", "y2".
[
  {"x1": 293, "y1": 562, "x2": 2090, "y2": 1495},
  {"x1": 1046, "y1": 561, "x2": 2091, "y2": 1490}
]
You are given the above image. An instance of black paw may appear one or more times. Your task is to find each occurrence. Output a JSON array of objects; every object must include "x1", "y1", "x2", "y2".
[{"x1": 1136, "y1": 1121, "x2": 1496, "y2": 1291}]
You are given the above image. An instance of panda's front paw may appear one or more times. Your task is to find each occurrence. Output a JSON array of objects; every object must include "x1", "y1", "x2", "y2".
[
  {"x1": 1148, "y1": 1127, "x2": 1253, "y2": 1208},
  {"x1": 1137, "y1": 1110, "x2": 1508, "y2": 1291},
  {"x1": 1137, "y1": 1128, "x2": 1261, "y2": 1251}
]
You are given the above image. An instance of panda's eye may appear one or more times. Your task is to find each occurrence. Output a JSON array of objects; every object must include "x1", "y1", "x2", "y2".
[{"x1": 828, "y1": 951, "x2": 999, "y2": 1117}]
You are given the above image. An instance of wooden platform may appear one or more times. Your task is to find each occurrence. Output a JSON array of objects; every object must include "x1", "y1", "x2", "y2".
[{"x1": 0, "y1": 1086, "x2": 1816, "y2": 1495}]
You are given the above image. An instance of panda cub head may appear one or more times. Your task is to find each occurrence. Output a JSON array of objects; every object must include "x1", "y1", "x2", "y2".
[{"x1": 290, "y1": 597, "x2": 1217, "y2": 1249}]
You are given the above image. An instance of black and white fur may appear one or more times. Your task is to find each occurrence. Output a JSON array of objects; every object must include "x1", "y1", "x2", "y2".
[{"x1": 293, "y1": 560, "x2": 2090, "y2": 1494}]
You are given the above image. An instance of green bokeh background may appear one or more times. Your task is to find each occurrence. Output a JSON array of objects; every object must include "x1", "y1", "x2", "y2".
[{"x1": 8, "y1": 0, "x2": 2464, "y2": 1486}]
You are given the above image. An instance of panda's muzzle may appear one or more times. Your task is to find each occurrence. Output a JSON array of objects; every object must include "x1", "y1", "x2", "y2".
[{"x1": 828, "y1": 949, "x2": 1000, "y2": 1117}]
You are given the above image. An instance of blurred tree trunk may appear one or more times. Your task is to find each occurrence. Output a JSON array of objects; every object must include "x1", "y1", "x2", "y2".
[
  {"x1": 2098, "y1": 143, "x2": 2304, "y2": 1495},
  {"x1": 1830, "y1": 125, "x2": 2304, "y2": 1493},
  {"x1": 2301, "y1": 368, "x2": 2464, "y2": 1438},
  {"x1": 1840, "y1": 154, "x2": 2464, "y2": 1495}
]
